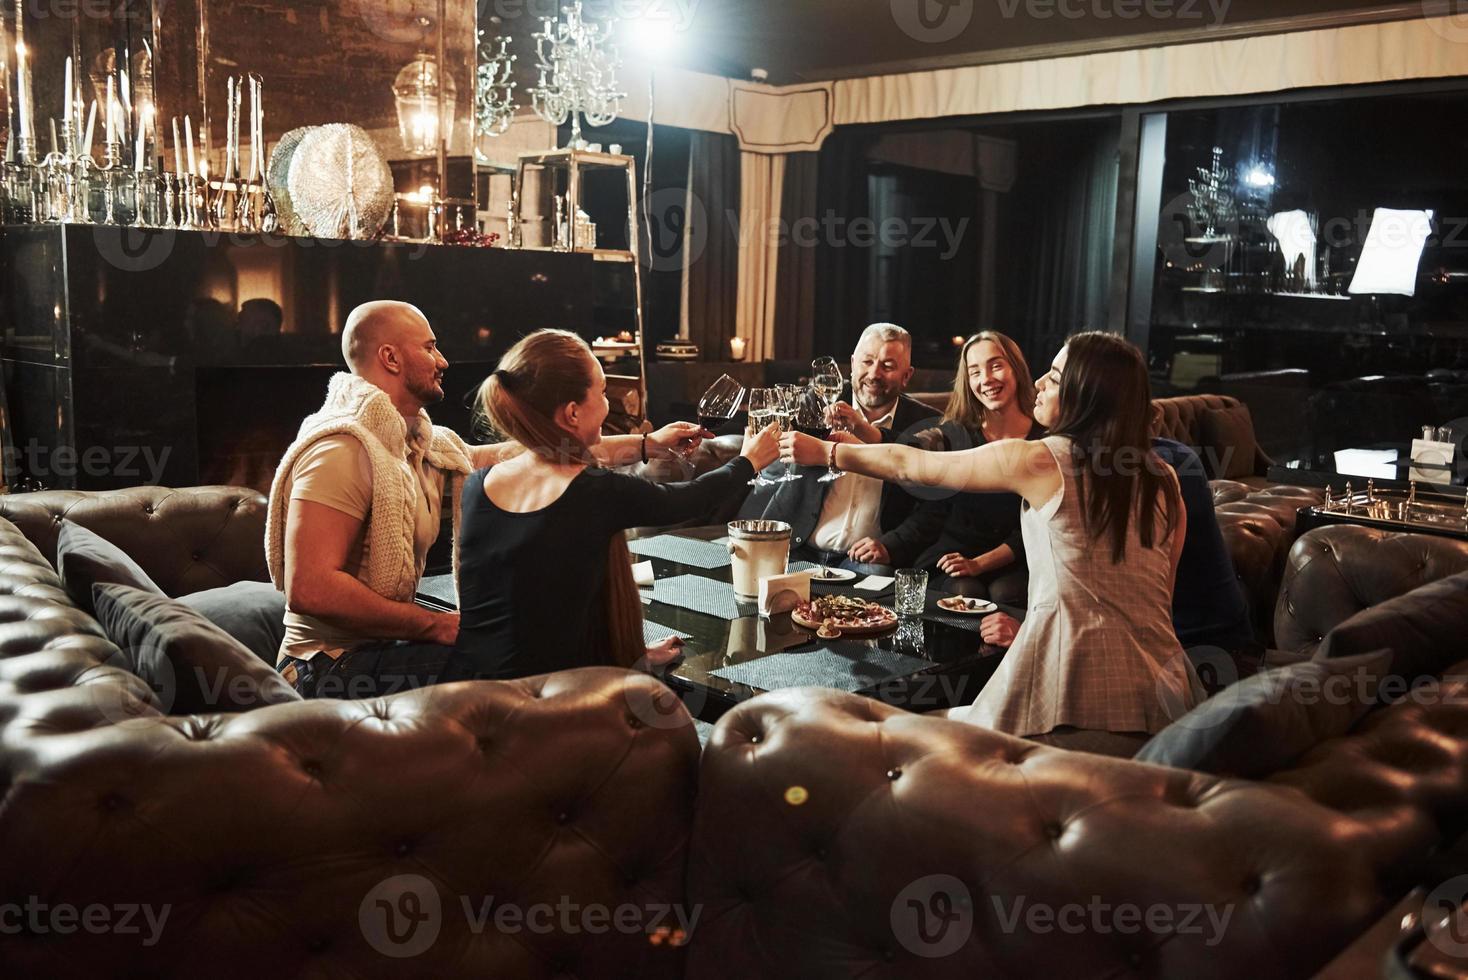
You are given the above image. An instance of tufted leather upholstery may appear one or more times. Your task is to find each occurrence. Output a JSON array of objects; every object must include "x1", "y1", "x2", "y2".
[
  {"x1": 688, "y1": 688, "x2": 1387, "y2": 979},
  {"x1": 0, "y1": 486, "x2": 270, "y2": 597},
  {"x1": 1273, "y1": 525, "x2": 1468, "y2": 659},
  {"x1": 1210, "y1": 483, "x2": 1327, "y2": 644},
  {"x1": 0, "y1": 504, "x2": 703, "y2": 977}
]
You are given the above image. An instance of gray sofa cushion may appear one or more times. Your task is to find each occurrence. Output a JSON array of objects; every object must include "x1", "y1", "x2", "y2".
[
  {"x1": 1134, "y1": 649, "x2": 1391, "y2": 777},
  {"x1": 179, "y1": 581, "x2": 287, "y2": 665},
  {"x1": 56, "y1": 520, "x2": 164, "y2": 615},
  {"x1": 92, "y1": 584, "x2": 300, "y2": 715}
]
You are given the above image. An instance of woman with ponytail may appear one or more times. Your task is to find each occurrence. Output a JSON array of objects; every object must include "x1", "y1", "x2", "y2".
[{"x1": 448, "y1": 329, "x2": 781, "y2": 680}]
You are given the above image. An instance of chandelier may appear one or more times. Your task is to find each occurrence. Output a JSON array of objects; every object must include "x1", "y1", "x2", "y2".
[
  {"x1": 393, "y1": 52, "x2": 456, "y2": 156},
  {"x1": 529, "y1": 1, "x2": 625, "y2": 149},
  {"x1": 475, "y1": 31, "x2": 518, "y2": 139}
]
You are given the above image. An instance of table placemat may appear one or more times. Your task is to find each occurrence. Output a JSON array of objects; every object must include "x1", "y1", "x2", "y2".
[
  {"x1": 643, "y1": 621, "x2": 693, "y2": 646},
  {"x1": 627, "y1": 534, "x2": 733, "y2": 569},
  {"x1": 709, "y1": 645, "x2": 933, "y2": 694},
  {"x1": 646, "y1": 575, "x2": 756, "y2": 621},
  {"x1": 417, "y1": 574, "x2": 457, "y2": 609}
]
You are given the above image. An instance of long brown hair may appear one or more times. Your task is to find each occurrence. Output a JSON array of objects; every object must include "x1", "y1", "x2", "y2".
[
  {"x1": 944, "y1": 331, "x2": 1037, "y2": 432},
  {"x1": 1049, "y1": 331, "x2": 1179, "y2": 564},
  {"x1": 476, "y1": 329, "x2": 645, "y2": 669}
]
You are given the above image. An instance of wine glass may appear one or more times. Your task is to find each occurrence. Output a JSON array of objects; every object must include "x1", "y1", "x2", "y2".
[
  {"x1": 673, "y1": 374, "x2": 745, "y2": 462},
  {"x1": 811, "y1": 357, "x2": 846, "y2": 483},
  {"x1": 767, "y1": 384, "x2": 803, "y2": 484},
  {"x1": 745, "y1": 388, "x2": 780, "y2": 487}
]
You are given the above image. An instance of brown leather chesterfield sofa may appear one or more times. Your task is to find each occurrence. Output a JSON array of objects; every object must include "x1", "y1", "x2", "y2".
[{"x1": 0, "y1": 487, "x2": 699, "y2": 978}]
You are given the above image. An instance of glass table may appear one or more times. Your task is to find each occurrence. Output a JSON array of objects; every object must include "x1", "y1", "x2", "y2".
[{"x1": 418, "y1": 527, "x2": 1013, "y2": 724}]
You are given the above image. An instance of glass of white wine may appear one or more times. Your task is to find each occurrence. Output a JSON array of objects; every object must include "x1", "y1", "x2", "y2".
[
  {"x1": 811, "y1": 357, "x2": 845, "y2": 483},
  {"x1": 746, "y1": 388, "x2": 778, "y2": 487}
]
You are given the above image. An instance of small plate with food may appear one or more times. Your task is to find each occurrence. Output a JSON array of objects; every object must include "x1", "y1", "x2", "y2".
[
  {"x1": 936, "y1": 596, "x2": 998, "y2": 615},
  {"x1": 808, "y1": 566, "x2": 857, "y2": 583},
  {"x1": 793, "y1": 595, "x2": 899, "y2": 636}
]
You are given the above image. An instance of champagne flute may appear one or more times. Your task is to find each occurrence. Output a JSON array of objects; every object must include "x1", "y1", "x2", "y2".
[
  {"x1": 811, "y1": 357, "x2": 846, "y2": 483},
  {"x1": 673, "y1": 374, "x2": 745, "y2": 462},
  {"x1": 746, "y1": 388, "x2": 778, "y2": 487},
  {"x1": 768, "y1": 383, "x2": 803, "y2": 484}
]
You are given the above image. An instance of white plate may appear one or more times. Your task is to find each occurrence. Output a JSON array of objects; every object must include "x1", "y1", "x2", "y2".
[
  {"x1": 936, "y1": 596, "x2": 997, "y2": 615},
  {"x1": 808, "y1": 566, "x2": 857, "y2": 583}
]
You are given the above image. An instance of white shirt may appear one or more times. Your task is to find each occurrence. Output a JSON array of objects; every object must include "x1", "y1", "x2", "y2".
[{"x1": 811, "y1": 400, "x2": 897, "y2": 553}]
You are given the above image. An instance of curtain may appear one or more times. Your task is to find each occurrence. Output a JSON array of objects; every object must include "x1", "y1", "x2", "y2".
[
  {"x1": 1006, "y1": 123, "x2": 1120, "y2": 359},
  {"x1": 735, "y1": 152, "x2": 786, "y2": 364},
  {"x1": 774, "y1": 152, "x2": 820, "y2": 362},
  {"x1": 682, "y1": 132, "x2": 741, "y2": 362}
]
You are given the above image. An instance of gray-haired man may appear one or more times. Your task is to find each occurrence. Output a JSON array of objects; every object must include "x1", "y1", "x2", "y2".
[{"x1": 742, "y1": 323, "x2": 938, "y2": 572}]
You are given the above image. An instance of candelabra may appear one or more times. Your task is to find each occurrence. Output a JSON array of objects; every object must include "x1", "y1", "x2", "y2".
[
  {"x1": 529, "y1": 1, "x2": 625, "y2": 149},
  {"x1": 1186, "y1": 145, "x2": 1237, "y2": 242},
  {"x1": 476, "y1": 32, "x2": 518, "y2": 140}
]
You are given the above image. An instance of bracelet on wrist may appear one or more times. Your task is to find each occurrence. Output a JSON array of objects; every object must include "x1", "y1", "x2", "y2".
[
  {"x1": 828, "y1": 441, "x2": 840, "y2": 471},
  {"x1": 641, "y1": 432, "x2": 650, "y2": 464}
]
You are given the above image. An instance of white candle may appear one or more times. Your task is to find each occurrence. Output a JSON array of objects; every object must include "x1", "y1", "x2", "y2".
[
  {"x1": 82, "y1": 100, "x2": 96, "y2": 159},
  {"x1": 134, "y1": 107, "x2": 145, "y2": 172},
  {"x1": 184, "y1": 114, "x2": 196, "y2": 175},
  {"x1": 14, "y1": 41, "x2": 30, "y2": 145},
  {"x1": 730, "y1": 337, "x2": 747, "y2": 361},
  {"x1": 63, "y1": 56, "x2": 72, "y2": 130},
  {"x1": 104, "y1": 77, "x2": 115, "y2": 144},
  {"x1": 172, "y1": 116, "x2": 182, "y2": 176}
]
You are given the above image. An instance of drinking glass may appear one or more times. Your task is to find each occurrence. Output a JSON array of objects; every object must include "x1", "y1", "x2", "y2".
[
  {"x1": 673, "y1": 374, "x2": 745, "y2": 462},
  {"x1": 767, "y1": 384, "x2": 802, "y2": 484},
  {"x1": 811, "y1": 356, "x2": 846, "y2": 483},
  {"x1": 746, "y1": 388, "x2": 778, "y2": 487},
  {"x1": 895, "y1": 569, "x2": 928, "y2": 616}
]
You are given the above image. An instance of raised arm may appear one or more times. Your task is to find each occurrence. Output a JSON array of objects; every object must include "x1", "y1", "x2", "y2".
[{"x1": 781, "y1": 431, "x2": 1061, "y2": 510}]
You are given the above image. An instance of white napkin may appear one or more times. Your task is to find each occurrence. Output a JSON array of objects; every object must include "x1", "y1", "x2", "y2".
[
  {"x1": 856, "y1": 575, "x2": 894, "y2": 592},
  {"x1": 633, "y1": 561, "x2": 655, "y2": 588},
  {"x1": 1349, "y1": 208, "x2": 1432, "y2": 297}
]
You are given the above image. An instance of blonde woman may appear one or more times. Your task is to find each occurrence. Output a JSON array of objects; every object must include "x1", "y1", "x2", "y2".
[
  {"x1": 883, "y1": 331, "x2": 1044, "y2": 606},
  {"x1": 447, "y1": 330, "x2": 780, "y2": 681}
]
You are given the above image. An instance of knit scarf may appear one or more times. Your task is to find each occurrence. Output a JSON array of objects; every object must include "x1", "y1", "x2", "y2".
[{"x1": 266, "y1": 373, "x2": 473, "y2": 603}]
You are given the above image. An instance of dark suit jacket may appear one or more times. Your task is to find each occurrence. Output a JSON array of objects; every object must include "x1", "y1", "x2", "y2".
[{"x1": 737, "y1": 389, "x2": 940, "y2": 552}]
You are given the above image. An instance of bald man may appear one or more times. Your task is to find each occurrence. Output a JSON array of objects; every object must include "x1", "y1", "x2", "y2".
[{"x1": 268, "y1": 301, "x2": 706, "y2": 699}]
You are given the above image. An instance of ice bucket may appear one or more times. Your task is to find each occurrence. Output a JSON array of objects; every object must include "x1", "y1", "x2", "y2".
[{"x1": 727, "y1": 520, "x2": 792, "y2": 599}]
